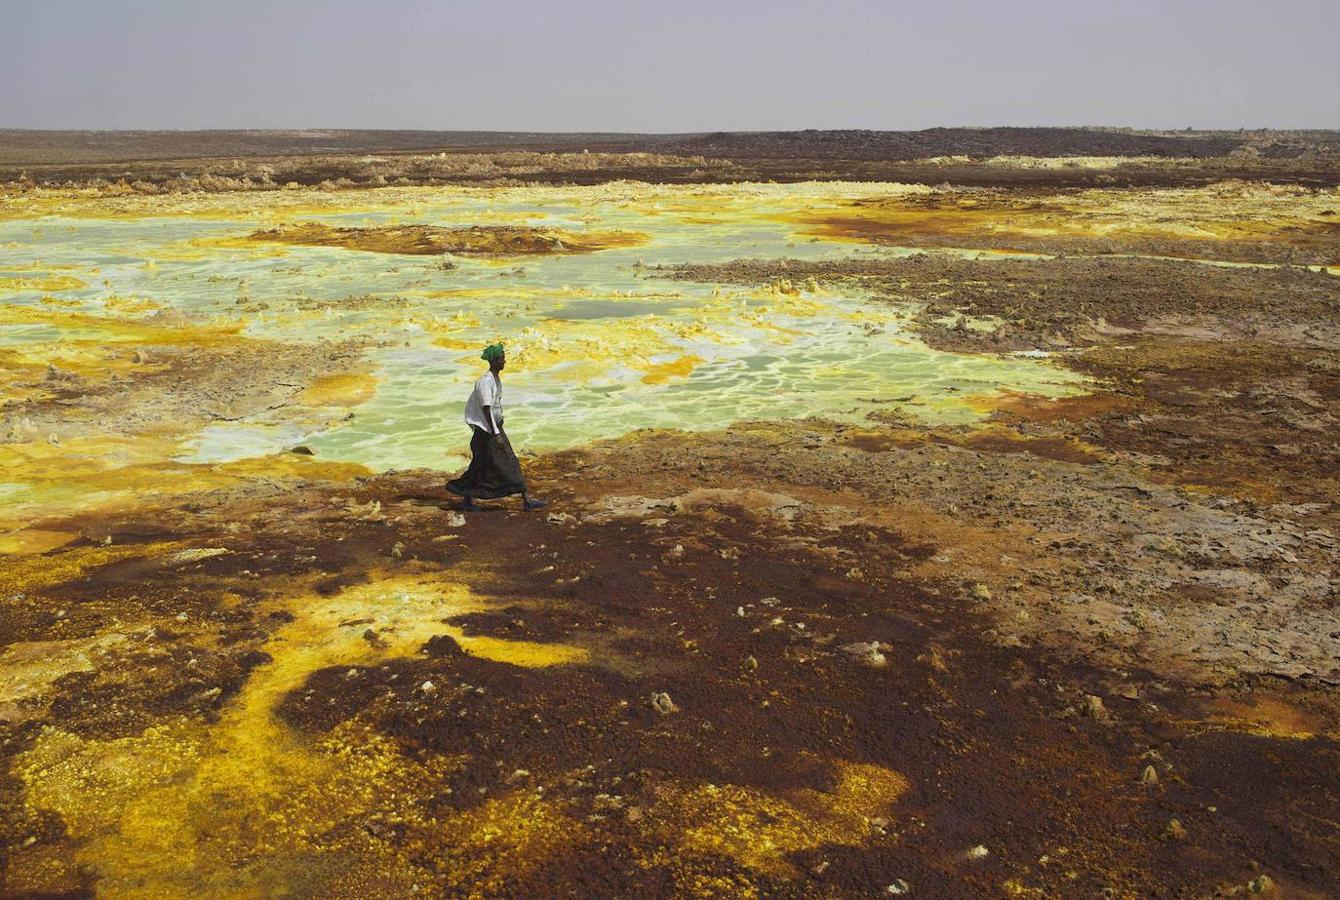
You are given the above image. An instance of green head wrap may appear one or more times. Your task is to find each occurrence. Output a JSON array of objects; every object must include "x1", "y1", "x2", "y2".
[{"x1": 481, "y1": 342, "x2": 505, "y2": 363}]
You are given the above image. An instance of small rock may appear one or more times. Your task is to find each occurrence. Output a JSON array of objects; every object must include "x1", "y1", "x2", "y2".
[
  {"x1": 288, "y1": 445, "x2": 315, "y2": 456},
  {"x1": 718, "y1": 546, "x2": 740, "y2": 560},
  {"x1": 363, "y1": 628, "x2": 387, "y2": 649},
  {"x1": 346, "y1": 498, "x2": 384, "y2": 521},
  {"x1": 175, "y1": 612, "x2": 188, "y2": 622},
  {"x1": 917, "y1": 647, "x2": 949, "y2": 672},
  {"x1": 1140, "y1": 764, "x2": 1159, "y2": 785},
  {"x1": 1161, "y1": 818, "x2": 1186, "y2": 841},
  {"x1": 1081, "y1": 695, "x2": 1109, "y2": 721},
  {"x1": 420, "y1": 680, "x2": 437, "y2": 694},
  {"x1": 390, "y1": 541, "x2": 405, "y2": 559},
  {"x1": 809, "y1": 860, "x2": 829, "y2": 879},
  {"x1": 650, "y1": 691, "x2": 679, "y2": 715},
  {"x1": 965, "y1": 845, "x2": 989, "y2": 860},
  {"x1": 842, "y1": 641, "x2": 889, "y2": 667},
  {"x1": 546, "y1": 512, "x2": 574, "y2": 525},
  {"x1": 668, "y1": 544, "x2": 685, "y2": 559},
  {"x1": 1245, "y1": 875, "x2": 1276, "y2": 895},
  {"x1": 885, "y1": 880, "x2": 911, "y2": 895},
  {"x1": 447, "y1": 512, "x2": 466, "y2": 528},
  {"x1": 743, "y1": 655, "x2": 759, "y2": 673},
  {"x1": 970, "y1": 583, "x2": 992, "y2": 602}
]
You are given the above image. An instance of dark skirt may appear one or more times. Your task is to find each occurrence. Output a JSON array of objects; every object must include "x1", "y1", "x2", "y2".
[{"x1": 446, "y1": 426, "x2": 527, "y2": 500}]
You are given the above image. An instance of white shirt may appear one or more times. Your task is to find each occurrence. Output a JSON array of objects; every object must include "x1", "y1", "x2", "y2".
[{"x1": 464, "y1": 371, "x2": 503, "y2": 432}]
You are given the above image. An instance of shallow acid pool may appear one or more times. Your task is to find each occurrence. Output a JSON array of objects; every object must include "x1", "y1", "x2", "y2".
[{"x1": 0, "y1": 182, "x2": 1087, "y2": 470}]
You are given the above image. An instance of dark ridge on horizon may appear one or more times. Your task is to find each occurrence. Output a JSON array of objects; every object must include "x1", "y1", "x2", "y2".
[{"x1": 3, "y1": 126, "x2": 1338, "y2": 166}]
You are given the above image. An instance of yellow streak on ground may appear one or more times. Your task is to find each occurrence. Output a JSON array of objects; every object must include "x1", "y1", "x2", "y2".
[
  {"x1": 788, "y1": 183, "x2": 1340, "y2": 254},
  {"x1": 213, "y1": 455, "x2": 373, "y2": 481},
  {"x1": 1197, "y1": 697, "x2": 1335, "y2": 740},
  {"x1": 0, "y1": 305, "x2": 244, "y2": 344},
  {"x1": 0, "y1": 344, "x2": 151, "y2": 405},
  {"x1": 0, "y1": 185, "x2": 437, "y2": 223},
  {"x1": 432, "y1": 334, "x2": 484, "y2": 351},
  {"x1": 0, "y1": 529, "x2": 78, "y2": 555},
  {"x1": 0, "y1": 435, "x2": 368, "y2": 533},
  {"x1": 121, "y1": 235, "x2": 294, "y2": 263},
  {"x1": 428, "y1": 792, "x2": 590, "y2": 897},
  {"x1": 296, "y1": 371, "x2": 379, "y2": 407},
  {"x1": 442, "y1": 629, "x2": 590, "y2": 668},
  {"x1": 0, "y1": 181, "x2": 939, "y2": 231},
  {"x1": 0, "y1": 541, "x2": 183, "y2": 597},
  {"x1": 13, "y1": 573, "x2": 591, "y2": 897},
  {"x1": 419, "y1": 285, "x2": 603, "y2": 302},
  {"x1": 0, "y1": 274, "x2": 87, "y2": 292},
  {"x1": 0, "y1": 261, "x2": 87, "y2": 273},
  {"x1": 651, "y1": 760, "x2": 909, "y2": 878},
  {"x1": 641, "y1": 354, "x2": 705, "y2": 384},
  {"x1": 101, "y1": 295, "x2": 165, "y2": 314}
]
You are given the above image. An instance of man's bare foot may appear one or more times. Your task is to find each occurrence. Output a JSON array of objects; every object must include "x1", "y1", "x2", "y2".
[
  {"x1": 462, "y1": 497, "x2": 481, "y2": 511},
  {"x1": 523, "y1": 497, "x2": 547, "y2": 511}
]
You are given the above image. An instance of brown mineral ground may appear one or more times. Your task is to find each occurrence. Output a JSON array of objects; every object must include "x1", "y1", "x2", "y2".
[
  {"x1": 789, "y1": 186, "x2": 1340, "y2": 266},
  {"x1": 249, "y1": 222, "x2": 647, "y2": 256},
  {"x1": 1, "y1": 136, "x2": 1338, "y2": 898}
]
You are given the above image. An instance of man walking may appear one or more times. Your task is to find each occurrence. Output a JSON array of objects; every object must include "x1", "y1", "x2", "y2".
[{"x1": 447, "y1": 342, "x2": 546, "y2": 511}]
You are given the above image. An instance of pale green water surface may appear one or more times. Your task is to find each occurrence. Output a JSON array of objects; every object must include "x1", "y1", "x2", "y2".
[{"x1": 0, "y1": 183, "x2": 1088, "y2": 470}]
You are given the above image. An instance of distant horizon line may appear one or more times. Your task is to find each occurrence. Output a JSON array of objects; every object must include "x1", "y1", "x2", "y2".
[{"x1": 3, "y1": 125, "x2": 1336, "y2": 135}]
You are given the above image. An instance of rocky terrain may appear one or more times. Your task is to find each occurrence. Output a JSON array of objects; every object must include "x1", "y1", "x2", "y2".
[
  {"x1": 1, "y1": 141, "x2": 1338, "y2": 897},
  {"x1": 4, "y1": 127, "x2": 1340, "y2": 191},
  {"x1": 653, "y1": 255, "x2": 1340, "y2": 686}
]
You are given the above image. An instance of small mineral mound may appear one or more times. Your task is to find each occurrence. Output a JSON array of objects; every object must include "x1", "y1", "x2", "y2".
[{"x1": 249, "y1": 222, "x2": 646, "y2": 256}]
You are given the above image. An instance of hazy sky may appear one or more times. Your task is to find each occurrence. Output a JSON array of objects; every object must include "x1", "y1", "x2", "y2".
[{"x1": 3, "y1": 0, "x2": 1337, "y2": 131}]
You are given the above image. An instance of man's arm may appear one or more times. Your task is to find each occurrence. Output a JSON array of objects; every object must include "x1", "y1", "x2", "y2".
[{"x1": 481, "y1": 405, "x2": 502, "y2": 441}]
